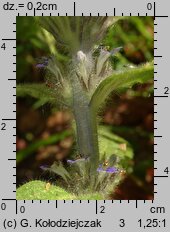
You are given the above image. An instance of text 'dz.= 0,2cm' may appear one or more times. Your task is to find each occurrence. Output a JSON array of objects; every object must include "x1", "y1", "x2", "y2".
[{"x1": 2, "y1": 2, "x2": 58, "y2": 11}]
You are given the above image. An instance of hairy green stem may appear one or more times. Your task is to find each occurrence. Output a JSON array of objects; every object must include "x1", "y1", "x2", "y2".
[{"x1": 71, "y1": 75, "x2": 99, "y2": 181}]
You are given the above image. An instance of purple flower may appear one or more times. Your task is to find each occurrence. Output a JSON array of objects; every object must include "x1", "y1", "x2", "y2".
[
  {"x1": 97, "y1": 164, "x2": 103, "y2": 172},
  {"x1": 97, "y1": 164, "x2": 119, "y2": 174},
  {"x1": 36, "y1": 63, "x2": 47, "y2": 68},
  {"x1": 36, "y1": 58, "x2": 48, "y2": 68},
  {"x1": 105, "y1": 167, "x2": 118, "y2": 173}
]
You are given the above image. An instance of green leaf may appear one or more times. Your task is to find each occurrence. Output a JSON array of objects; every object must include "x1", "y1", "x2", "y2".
[
  {"x1": 17, "y1": 83, "x2": 56, "y2": 108},
  {"x1": 90, "y1": 62, "x2": 154, "y2": 111},
  {"x1": 48, "y1": 161, "x2": 71, "y2": 183},
  {"x1": 16, "y1": 180, "x2": 104, "y2": 200},
  {"x1": 77, "y1": 193, "x2": 104, "y2": 200},
  {"x1": 16, "y1": 181, "x2": 75, "y2": 200},
  {"x1": 98, "y1": 125, "x2": 134, "y2": 161}
]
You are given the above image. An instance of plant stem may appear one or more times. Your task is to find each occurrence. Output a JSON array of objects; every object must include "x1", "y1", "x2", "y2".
[{"x1": 71, "y1": 75, "x2": 99, "y2": 181}]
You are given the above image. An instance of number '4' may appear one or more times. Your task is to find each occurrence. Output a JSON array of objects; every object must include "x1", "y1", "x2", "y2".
[
  {"x1": 1, "y1": 43, "x2": 6, "y2": 50},
  {"x1": 164, "y1": 167, "x2": 169, "y2": 175}
]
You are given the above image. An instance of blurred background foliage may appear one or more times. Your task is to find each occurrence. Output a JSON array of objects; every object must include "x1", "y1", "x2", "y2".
[{"x1": 16, "y1": 16, "x2": 154, "y2": 199}]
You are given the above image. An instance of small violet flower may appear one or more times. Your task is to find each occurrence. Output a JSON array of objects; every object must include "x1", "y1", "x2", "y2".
[
  {"x1": 97, "y1": 164, "x2": 103, "y2": 172},
  {"x1": 36, "y1": 57, "x2": 49, "y2": 68},
  {"x1": 97, "y1": 164, "x2": 119, "y2": 173},
  {"x1": 105, "y1": 166, "x2": 119, "y2": 173}
]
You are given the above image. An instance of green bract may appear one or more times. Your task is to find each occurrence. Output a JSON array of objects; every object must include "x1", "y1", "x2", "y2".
[{"x1": 35, "y1": 16, "x2": 121, "y2": 54}]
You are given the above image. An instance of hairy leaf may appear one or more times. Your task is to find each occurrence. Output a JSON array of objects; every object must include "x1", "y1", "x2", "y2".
[
  {"x1": 17, "y1": 83, "x2": 56, "y2": 107},
  {"x1": 90, "y1": 62, "x2": 154, "y2": 111},
  {"x1": 16, "y1": 180, "x2": 104, "y2": 200},
  {"x1": 16, "y1": 181, "x2": 75, "y2": 200},
  {"x1": 16, "y1": 83, "x2": 71, "y2": 109}
]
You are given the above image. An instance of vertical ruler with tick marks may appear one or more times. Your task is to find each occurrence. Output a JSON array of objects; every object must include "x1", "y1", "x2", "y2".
[{"x1": 0, "y1": 0, "x2": 170, "y2": 231}]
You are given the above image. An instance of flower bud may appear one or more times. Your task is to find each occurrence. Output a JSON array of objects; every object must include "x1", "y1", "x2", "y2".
[{"x1": 76, "y1": 51, "x2": 87, "y2": 63}]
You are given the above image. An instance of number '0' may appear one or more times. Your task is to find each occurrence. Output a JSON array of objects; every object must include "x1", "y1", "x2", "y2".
[{"x1": 147, "y1": 3, "x2": 152, "y2": 10}]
